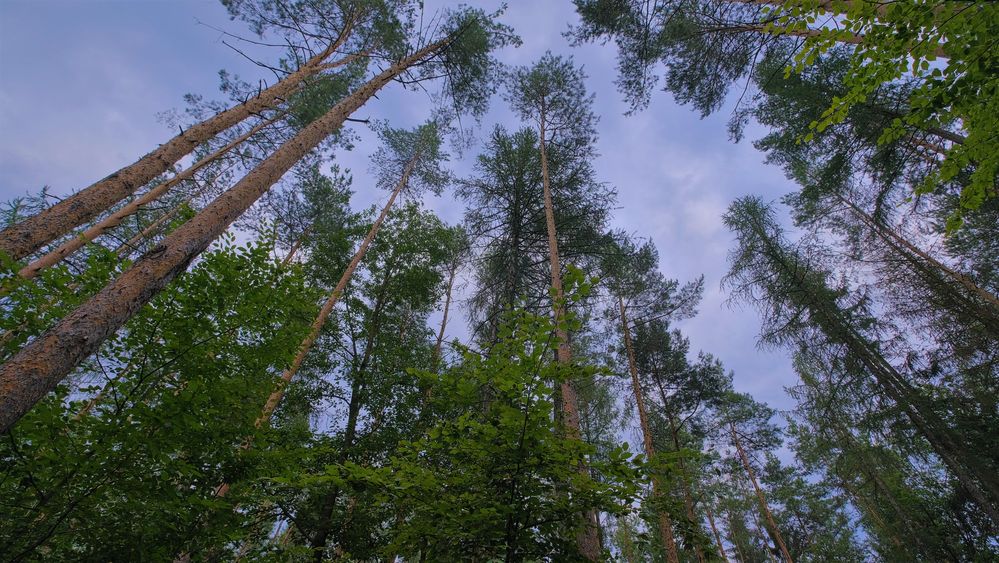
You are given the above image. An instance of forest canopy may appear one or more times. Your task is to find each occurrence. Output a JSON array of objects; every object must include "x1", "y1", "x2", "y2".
[{"x1": 0, "y1": 0, "x2": 996, "y2": 560}]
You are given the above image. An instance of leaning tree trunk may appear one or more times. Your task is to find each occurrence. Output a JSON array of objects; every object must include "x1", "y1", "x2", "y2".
[
  {"x1": 751, "y1": 215, "x2": 999, "y2": 524},
  {"x1": 704, "y1": 504, "x2": 729, "y2": 561},
  {"x1": 538, "y1": 111, "x2": 601, "y2": 560},
  {"x1": 256, "y1": 156, "x2": 416, "y2": 425},
  {"x1": 618, "y1": 296, "x2": 681, "y2": 563},
  {"x1": 431, "y1": 257, "x2": 459, "y2": 366},
  {"x1": 16, "y1": 114, "x2": 281, "y2": 279},
  {"x1": 0, "y1": 25, "x2": 358, "y2": 262},
  {"x1": 730, "y1": 424, "x2": 794, "y2": 563},
  {"x1": 667, "y1": 413, "x2": 706, "y2": 563},
  {"x1": 0, "y1": 38, "x2": 449, "y2": 434}
]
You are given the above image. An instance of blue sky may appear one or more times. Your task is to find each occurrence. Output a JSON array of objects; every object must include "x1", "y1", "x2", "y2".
[{"x1": 0, "y1": 0, "x2": 802, "y2": 421}]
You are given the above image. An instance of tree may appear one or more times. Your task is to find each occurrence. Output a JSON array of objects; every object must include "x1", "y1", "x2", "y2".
[
  {"x1": 0, "y1": 0, "x2": 377, "y2": 261},
  {"x1": 346, "y1": 293, "x2": 640, "y2": 561},
  {"x1": 600, "y1": 235, "x2": 704, "y2": 563},
  {"x1": 0, "y1": 236, "x2": 318, "y2": 559},
  {"x1": 723, "y1": 196, "x2": 999, "y2": 527},
  {"x1": 504, "y1": 52, "x2": 605, "y2": 559},
  {"x1": 0, "y1": 6, "x2": 515, "y2": 433},
  {"x1": 570, "y1": 0, "x2": 995, "y2": 224}
]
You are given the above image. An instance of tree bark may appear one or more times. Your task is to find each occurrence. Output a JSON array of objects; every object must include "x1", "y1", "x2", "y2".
[
  {"x1": 538, "y1": 111, "x2": 601, "y2": 561},
  {"x1": 618, "y1": 296, "x2": 681, "y2": 563},
  {"x1": 705, "y1": 504, "x2": 729, "y2": 562},
  {"x1": 16, "y1": 114, "x2": 281, "y2": 278},
  {"x1": 730, "y1": 423, "x2": 794, "y2": 563},
  {"x1": 0, "y1": 28, "x2": 358, "y2": 262},
  {"x1": 0, "y1": 39, "x2": 448, "y2": 434}
]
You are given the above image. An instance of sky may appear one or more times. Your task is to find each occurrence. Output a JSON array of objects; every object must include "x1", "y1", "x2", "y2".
[{"x1": 0, "y1": 0, "x2": 803, "y2": 422}]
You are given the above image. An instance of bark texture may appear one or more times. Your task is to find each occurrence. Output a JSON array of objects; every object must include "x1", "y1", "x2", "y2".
[
  {"x1": 0, "y1": 31, "x2": 354, "y2": 262},
  {"x1": 0, "y1": 40, "x2": 446, "y2": 434},
  {"x1": 19, "y1": 115, "x2": 278, "y2": 278}
]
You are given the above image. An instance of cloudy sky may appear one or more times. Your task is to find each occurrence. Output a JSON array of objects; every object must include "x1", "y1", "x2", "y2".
[{"x1": 0, "y1": 0, "x2": 801, "y2": 417}]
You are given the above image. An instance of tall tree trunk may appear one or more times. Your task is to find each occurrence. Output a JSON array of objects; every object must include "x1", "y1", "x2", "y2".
[
  {"x1": 15, "y1": 114, "x2": 282, "y2": 279},
  {"x1": 432, "y1": 257, "x2": 459, "y2": 365},
  {"x1": 836, "y1": 193, "x2": 999, "y2": 316},
  {"x1": 618, "y1": 296, "x2": 681, "y2": 563},
  {"x1": 538, "y1": 112, "x2": 601, "y2": 561},
  {"x1": 751, "y1": 216, "x2": 999, "y2": 524},
  {"x1": 309, "y1": 262, "x2": 394, "y2": 560},
  {"x1": 667, "y1": 413, "x2": 706, "y2": 563},
  {"x1": 705, "y1": 504, "x2": 729, "y2": 561},
  {"x1": 256, "y1": 156, "x2": 416, "y2": 425},
  {"x1": 730, "y1": 424, "x2": 794, "y2": 563},
  {"x1": 0, "y1": 27, "x2": 359, "y2": 261},
  {"x1": 0, "y1": 38, "x2": 448, "y2": 434}
]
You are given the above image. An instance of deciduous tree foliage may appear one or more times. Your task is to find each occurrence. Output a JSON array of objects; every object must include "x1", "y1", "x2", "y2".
[{"x1": 2, "y1": 0, "x2": 993, "y2": 560}]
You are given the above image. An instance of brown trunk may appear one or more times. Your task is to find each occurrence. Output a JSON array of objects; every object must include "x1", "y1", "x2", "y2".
[
  {"x1": 731, "y1": 424, "x2": 794, "y2": 563},
  {"x1": 538, "y1": 113, "x2": 601, "y2": 561},
  {"x1": 280, "y1": 226, "x2": 311, "y2": 267},
  {"x1": 618, "y1": 296, "x2": 681, "y2": 563},
  {"x1": 705, "y1": 504, "x2": 729, "y2": 561},
  {"x1": 17, "y1": 114, "x2": 281, "y2": 278},
  {"x1": 0, "y1": 38, "x2": 448, "y2": 434},
  {"x1": 0, "y1": 28, "x2": 358, "y2": 262},
  {"x1": 667, "y1": 414, "x2": 706, "y2": 563},
  {"x1": 431, "y1": 257, "x2": 458, "y2": 365},
  {"x1": 256, "y1": 156, "x2": 415, "y2": 425}
]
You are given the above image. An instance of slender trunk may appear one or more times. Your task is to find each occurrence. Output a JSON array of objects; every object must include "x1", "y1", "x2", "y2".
[
  {"x1": 668, "y1": 413, "x2": 706, "y2": 563},
  {"x1": 705, "y1": 504, "x2": 729, "y2": 561},
  {"x1": 726, "y1": 511, "x2": 748, "y2": 563},
  {"x1": 618, "y1": 296, "x2": 681, "y2": 563},
  {"x1": 281, "y1": 226, "x2": 311, "y2": 267},
  {"x1": 538, "y1": 112, "x2": 601, "y2": 561},
  {"x1": 0, "y1": 38, "x2": 448, "y2": 434},
  {"x1": 752, "y1": 217, "x2": 999, "y2": 523},
  {"x1": 309, "y1": 265, "x2": 393, "y2": 560},
  {"x1": 17, "y1": 115, "x2": 281, "y2": 278},
  {"x1": 432, "y1": 258, "x2": 459, "y2": 365},
  {"x1": 837, "y1": 194, "x2": 999, "y2": 314},
  {"x1": 730, "y1": 424, "x2": 794, "y2": 563},
  {"x1": 256, "y1": 157, "x2": 415, "y2": 425},
  {"x1": 749, "y1": 508, "x2": 780, "y2": 563},
  {"x1": 0, "y1": 28, "x2": 358, "y2": 261}
]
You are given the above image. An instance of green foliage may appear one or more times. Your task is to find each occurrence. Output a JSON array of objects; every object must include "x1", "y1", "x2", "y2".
[
  {"x1": 370, "y1": 119, "x2": 451, "y2": 195},
  {"x1": 0, "y1": 236, "x2": 319, "y2": 560},
  {"x1": 776, "y1": 0, "x2": 999, "y2": 226},
  {"x1": 344, "y1": 299, "x2": 641, "y2": 561}
]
